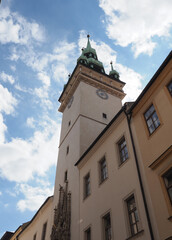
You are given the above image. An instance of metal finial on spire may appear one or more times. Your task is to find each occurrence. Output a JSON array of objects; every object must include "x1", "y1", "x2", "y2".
[
  {"x1": 110, "y1": 61, "x2": 114, "y2": 71},
  {"x1": 87, "y1": 34, "x2": 90, "y2": 39}
]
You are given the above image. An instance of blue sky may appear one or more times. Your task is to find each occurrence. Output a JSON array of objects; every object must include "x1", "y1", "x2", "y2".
[{"x1": 0, "y1": 0, "x2": 172, "y2": 236}]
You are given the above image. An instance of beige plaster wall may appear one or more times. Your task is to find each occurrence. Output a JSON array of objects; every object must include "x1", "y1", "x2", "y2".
[
  {"x1": 18, "y1": 197, "x2": 53, "y2": 240},
  {"x1": 78, "y1": 114, "x2": 151, "y2": 239}
]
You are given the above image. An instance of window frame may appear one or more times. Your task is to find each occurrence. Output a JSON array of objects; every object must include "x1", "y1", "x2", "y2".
[
  {"x1": 66, "y1": 145, "x2": 69, "y2": 155},
  {"x1": 117, "y1": 136, "x2": 129, "y2": 165},
  {"x1": 64, "y1": 170, "x2": 68, "y2": 182},
  {"x1": 99, "y1": 156, "x2": 108, "y2": 184},
  {"x1": 41, "y1": 222, "x2": 47, "y2": 240},
  {"x1": 102, "y1": 212, "x2": 112, "y2": 240},
  {"x1": 167, "y1": 80, "x2": 172, "y2": 96},
  {"x1": 102, "y1": 113, "x2": 107, "y2": 119},
  {"x1": 33, "y1": 233, "x2": 37, "y2": 240},
  {"x1": 126, "y1": 194, "x2": 140, "y2": 237},
  {"x1": 84, "y1": 226, "x2": 91, "y2": 240},
  {"x1": 162, "y1": 167, "x2": 172, "y2": 205},
  {"x1": 84, "y1": 172, "x2": 91, "y2": 199},
  {"x1": 144, "y1": 104, "x2": 160, "y2": 135}
]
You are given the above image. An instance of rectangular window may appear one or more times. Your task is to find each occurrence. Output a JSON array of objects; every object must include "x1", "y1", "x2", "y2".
[
  {"x1": 103, "y1": 213, "x2": 112, "y2": 240},
  {"x1": 33, "y1": 233, "x2": 37, "y2": 240},
  {"x1": 41, "y1": 222, "x2": 47, "y2": 240},
  {"x1": 118, "y1": 136, "x2": 128, "y2": 164},
  {"x1": 126, "y1": 195, "x2": 139, "y2": 236},
  {"x1": 144, "y1": 104, "x2": 160, "y2": 134},
  {"x1": 103, "y1": 113, "x2": 107, "y2": 119},
  {"x1": 64, "y1": 170, "x2": 68, "y2": 182},
  {"x1": 84, "y1": 173, "x2": 91, "y2": 198},
  {"x1": 66, "y1": 145, "x2": 69, "y2": 155},
  {"x1": 163, "y1": 168, "x2": 172, "y2": 205},
  {"x1": 99, "y1": 156, "x2": 108, "y2": 183},
  {"x1": 85, "y1": 227, "x2": 91, "y2": 240},
  {"x1": 167, "y1": 80, "x2": 172, "y2": 96}
]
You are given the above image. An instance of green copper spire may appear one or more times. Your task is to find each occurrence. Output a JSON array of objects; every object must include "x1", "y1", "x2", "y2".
[
  {"x1": 77, "y1": 35, "x2": 105, "y2": 74},
  {"x1": 82, "y1": 34, "x2": 97, "y2": 57},
  {"x1": 109, "y1": 61, "x2": 120, "y2": 80},
  {"x1": 86, "y1": 34, "x2": 91, "y2": 50}
]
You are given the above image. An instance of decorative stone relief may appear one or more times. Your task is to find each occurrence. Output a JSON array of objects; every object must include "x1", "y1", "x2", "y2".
[{"x1": 51, "y1": 182, "x2": 71, "y2": 240}]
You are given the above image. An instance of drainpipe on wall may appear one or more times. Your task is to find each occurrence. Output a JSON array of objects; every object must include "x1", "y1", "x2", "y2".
[{"x1": 124, "y1": 105, "x2": 155, "y2": 240}]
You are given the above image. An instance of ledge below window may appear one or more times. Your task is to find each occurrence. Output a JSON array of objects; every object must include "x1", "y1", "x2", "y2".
[{"x1": 126, "y1": 230, "x2": 144, "y2": 240}]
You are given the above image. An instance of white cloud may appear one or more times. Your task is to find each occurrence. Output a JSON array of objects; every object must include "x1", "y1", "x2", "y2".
[
  {"x1": 10, "y1": 65, "x2": 16, "y2": 72},
  {"x1": 99, "y1": 0, "x2": 172, "y2": 57},
  {"x1": 0, "y1": 84, "x2": 17, "y2": 114},
  {"x1": 0, "y1": 114, "x2": 7, "y2": 143},
  {"x1": 0, "y1": 6, "x2": 45, "y2": 45},
  {"x1": 26, "y1": 117, "x2": 35, "y2": 128},
  {"x1": 52, "y1": 63, "x2": 69, "y2": 83},
  {"x1": 16, "y1": 183, "x2": 53, "y2": 212},
  {"x1": 0, "y1": 119, "x2": 61, "y2": 182},
  {"x1": 79, "y1": 31, "x2": 143, "y2": 101},
  {"x1": 0, "y1": 71, "x2": 15, "y2": 84},
  {"x1": 0, "y1": 191, "x2": 2, "y2": 196},
  {"x1": 10, "y1": 41, "x2": 77, "y2": 79},
  {"x1": 37, "y1": 72, "x2": 50, "y2": 88},
  {"x1": 0, "y1": 84, "x2": 17, "y2": 143}
]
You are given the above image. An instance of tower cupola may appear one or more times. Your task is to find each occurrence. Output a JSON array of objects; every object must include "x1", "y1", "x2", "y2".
[
  {"x1": 109, "y1": 61, "x2": 120, "y2": 80},
  {"x1": 77, "y1": 35, "x2": 105, "y2": 74}
]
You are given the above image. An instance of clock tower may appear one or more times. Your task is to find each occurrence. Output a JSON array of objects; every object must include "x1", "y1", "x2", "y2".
[{"x1": 51, "y1": 35, "x2": 126, "y2": 240}]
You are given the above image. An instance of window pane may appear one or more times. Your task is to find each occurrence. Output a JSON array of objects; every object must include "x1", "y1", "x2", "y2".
[
  {"x1": 118, "y1": 137, "x2": 128, "y2": 164},
  {"x1": 85, "y1": 228, "x2": 91, "y2": 240},
  {"x1": 169, "y1": 188, "x2": 172, "y2": 202},
  {"x1": 84, "y1": 173, "x2": 90, "y2": 198},
  {"x1": 103, "y1": 213, "x2": 112, "y2": 240},
  {"x1": 147, "y1": 118, "x2": 153, "y2": 127},
  {"x1": 134, "y1": 209, "x2": 139, "y2": 222},
  {"x1": 167, "y1": 81, "x2": 172, "y2": 96},
  {"x1": 144, "y1": 105, "x2": 160, "y2": 134},
  {"x1": 163, "y1": 168, "x2": 172, "y2": 203},
  {"x1": 100, "y1": 157, "x2": 108, "y2": 182},
  {"x1": 132, "y1": 224, "x2": 138, "y2": 235},
  {"x1": 41, "y1": 222, "x2": 47, "y2": 240},
  {"x1": 126, "y1": 195, "x2": 139, "y2": 236}
]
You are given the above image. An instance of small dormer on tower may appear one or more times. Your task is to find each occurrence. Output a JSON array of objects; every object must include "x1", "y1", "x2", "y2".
[
  {"x1": 109, "y1": 61, "x2": 120, "y2": 81},
  {"x1": 77, "y1": 35, "x2": 105, "y2": 74}
]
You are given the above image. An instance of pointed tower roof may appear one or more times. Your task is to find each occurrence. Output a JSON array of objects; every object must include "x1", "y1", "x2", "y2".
[
  {"x1": 82, "y1": 35, "x2": 97, "y2": 56},
  {"x1": 109, "y1": 61, "x2": 120, "y2": 80},
  {"x1": 77, "y1": 35, "x2": 105, "y2": 74}
]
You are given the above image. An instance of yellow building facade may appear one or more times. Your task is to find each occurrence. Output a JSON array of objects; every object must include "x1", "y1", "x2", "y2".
[{"x1": 130, "y1": 52, "x2": 172, "y2": 240}]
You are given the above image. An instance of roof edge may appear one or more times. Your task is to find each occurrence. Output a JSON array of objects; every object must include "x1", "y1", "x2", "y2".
[
  {"x1": 130, "y1": 51, "x2": 172, "y2": 112},
  {"x1": 16, "y1": 196, "x2": 53, "y2": 238}
]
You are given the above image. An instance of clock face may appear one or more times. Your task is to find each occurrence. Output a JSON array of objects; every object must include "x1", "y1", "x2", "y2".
[
  {"x1": 67, "y1": 96, "x2": 74, "y2": 108},
  {"x1": 96, "y1": 89, "x2": 108, "y2": 100}
]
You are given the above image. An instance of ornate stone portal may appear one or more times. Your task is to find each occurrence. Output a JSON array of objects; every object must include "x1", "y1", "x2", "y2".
[{"x1": 51, "y1": 182, "x2": 71, "y2": 240}]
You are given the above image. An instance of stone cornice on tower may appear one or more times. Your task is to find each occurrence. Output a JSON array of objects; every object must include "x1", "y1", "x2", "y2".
[{"x1": 58, "y1": 63, "x2": 126, "y2": 112}]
